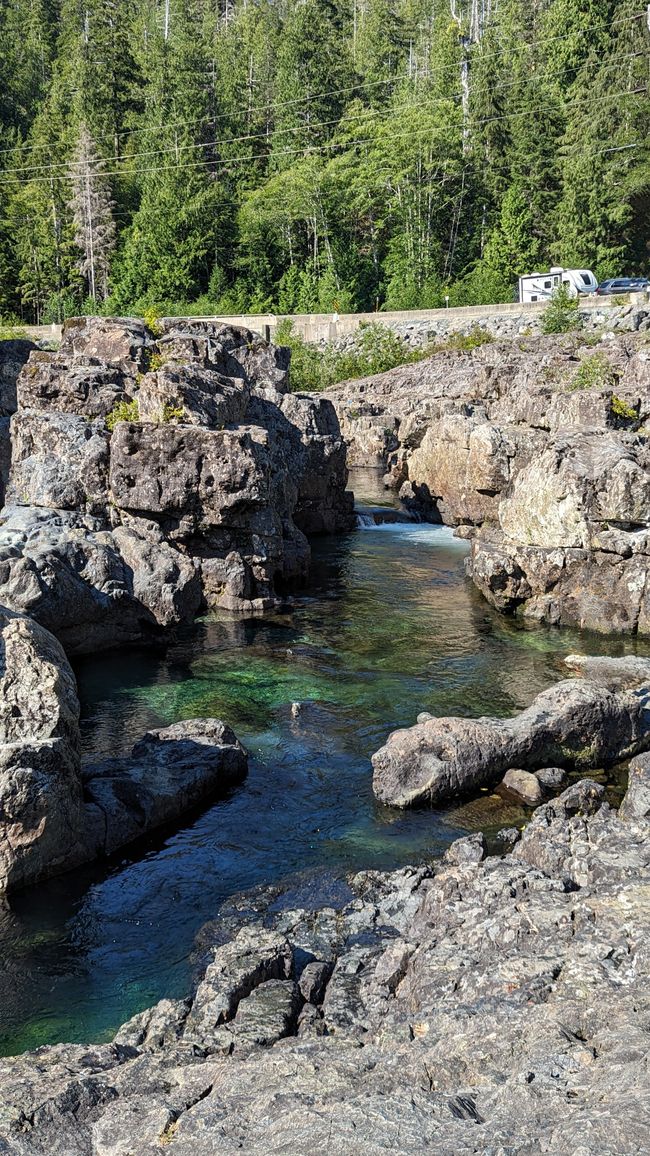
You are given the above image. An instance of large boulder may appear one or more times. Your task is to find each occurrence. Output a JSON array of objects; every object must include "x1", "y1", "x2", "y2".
[
  {"x1": 0, "y1": 318, "x2": 353, "y2": 650},
  {"x1": 0, "y1": 599, "x2": 249, "y2": 892},
  {"x1": 0, "y1": 606, "x2": 87, "y2": 892},
  {"x1": 371, "y1": 677, "x2": 650, "y2": 807},
  {"x1": 327, "y1": 332, "x2": 650, "y2": 633}
]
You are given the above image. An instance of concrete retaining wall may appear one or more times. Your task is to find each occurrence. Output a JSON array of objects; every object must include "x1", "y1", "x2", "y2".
[{"x1": 16, "y1": 291, "x2": 650, "y2": 347}]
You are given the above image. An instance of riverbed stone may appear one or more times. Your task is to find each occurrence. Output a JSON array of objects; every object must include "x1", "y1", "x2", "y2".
[
  {"x1": 500, "y1": 767, "x2": 543, "y2": 805},
  {"x1": 371, "y1": 677, "x2": 650, "y2": 807}
]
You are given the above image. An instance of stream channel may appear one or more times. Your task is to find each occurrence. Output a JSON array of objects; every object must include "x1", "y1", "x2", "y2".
[{"x1": 0, "y1": 468, "x2": 643, "y2": 1055}]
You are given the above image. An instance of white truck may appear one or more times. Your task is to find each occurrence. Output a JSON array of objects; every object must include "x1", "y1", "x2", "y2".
[{"x1": 518, "y1": 267, "x2": 598, "y2": 303}]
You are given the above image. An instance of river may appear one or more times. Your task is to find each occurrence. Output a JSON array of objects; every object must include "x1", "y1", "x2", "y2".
[{"x1": 0, "y1": 470, "x2": 640, "y2": 1055}]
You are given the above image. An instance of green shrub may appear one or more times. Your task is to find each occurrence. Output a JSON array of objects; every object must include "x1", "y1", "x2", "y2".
[
  {"x1": 568, "y1": 353, "x2": 617, "y2": 391},
  {"x1": 106, "y1": 399, "x2": 139, "y2": 431},
  {"x1": 142, "y1": 307, "x2": 163, "y2": 338},
  {"x1": 276, "y1": 320, "x2": 494, "y2": 392},
  {"x1": 161, "y1": 402, "x2": 185, "y2": 423},
  {"x1": 541, "y1": 285, "x2": 581, "y2": 334},
  {"x1": 610, "y1": 395, "x2": 638, "y2": 424},
  {"x1": 146, "y1": 352, "x2": 166, "y2": 373}
]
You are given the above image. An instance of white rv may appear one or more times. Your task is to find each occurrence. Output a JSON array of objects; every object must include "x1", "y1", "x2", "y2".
[{"x1": 518, "y1": 267, "x2": 598, "y2": 303}]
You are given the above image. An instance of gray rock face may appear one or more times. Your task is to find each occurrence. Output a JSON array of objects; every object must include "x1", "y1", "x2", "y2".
[
  {"x1": 0, "y1": 317, "x2": 353, "y2": 651},
  {"x1": 0, "y1": 506, "x2": 202, "y2": 653},
  {"x1": 0, "y1": 596, "x2": 249, "y2": 891},
  {"x1": 1, "y1": 778, "x2": 648, "y2": 1154},
  {"x1": 0, "y1": 605, "x2": 87, "y2": 892},
  {"x1": 327, "y1": 332, "x2": 650, "y2": 634},
  {"x1": 371, "y1": 677, "x2": 650, "y2": 807}
]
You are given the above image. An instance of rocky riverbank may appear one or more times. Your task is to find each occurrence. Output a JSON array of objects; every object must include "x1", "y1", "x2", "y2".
[
  {"x1": 0, "y1": 317, "x2": 354, "y2": 654},
  {"x1": 326, "y1": 330, "x2": 650, "y2": 634},
  {"x1": 0, "y1": 768, "x2": 648, "y2": 1154}
]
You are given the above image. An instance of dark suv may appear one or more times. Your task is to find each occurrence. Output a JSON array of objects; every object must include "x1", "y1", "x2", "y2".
[{"x1": 596, "y1": 277, "x2": 650, "y2": 295}]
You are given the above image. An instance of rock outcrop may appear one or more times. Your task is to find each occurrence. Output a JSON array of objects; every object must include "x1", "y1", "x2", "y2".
[
  {"x1": 0, "y1": 602, "x2": 248, "y2": 892},
  {"x1": 0, "y1": 605, "x2": 87, "y2": 892},
  {"x1": 371, "y1": 675, "x2": 650, "y2": 807},
  {"x1": 327, "y1": 332, "x2": 650, "y2": 633},
  {"x1": 0, "y1": 317, "x2": 354, "y2": 652},
  {"x1": 0, "y1": 775, "x2": 648, "y2": 1154}
]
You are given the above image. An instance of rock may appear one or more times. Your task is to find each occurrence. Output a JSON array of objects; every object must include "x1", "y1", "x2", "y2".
[
  {"x1": 8, "y1": 411, "x2": 110, "y2": 513},
  {"x1": 326, "y1": 332, "x2": 650, "y2": 634},
  {"x1": 495, "y1": 826, "x2": 521, "y2": 848},
  {"x1": 3, "y1": 781, "x2": 650, "y2": 1153},
  {"x1": 0, "y1": 337, "x2": 36, "y2": 415},
  {"x1": 184, "y1": 928, "x2": 293, "y2": 1043},
  {"x1": 1, "y1": 318, "x2": 354, "y2": 650},
  {"x1": 500, "y1": 768, "x2": 544, "y2": 805},
  {"x1": 82, "y1": 719, "x2": 248, "y2": 856},
  {"x1": 564, "y1": 652, "x2": 650, "y2": 688},
  {"x1": 443, "y1": 831, "x2": 487, "y2": 865},
  {"x1": 298, "y1": 960, "x2": 332, "y2": 1005},
  {"x1": 371, "y1": 678, "x2": 650, "y2": 807},
  {"x1": 535, "y1": 766, "x2": 567, "y2": 792},
  {"x1": 232, "y1": 979, "x2": 302, "y2": 1047},
  {"x1": 0, "y1": 596, "x2": 250, "y2": 892},
  {"x1": 619, "y1": 751, "x2": 650, "y2": 821},
  {"x1": 0, "y1": 506, "x2": 201, "y2": 654},
  {"x1": 0, "y1": 606, "x2": 88, "y2": 892}
]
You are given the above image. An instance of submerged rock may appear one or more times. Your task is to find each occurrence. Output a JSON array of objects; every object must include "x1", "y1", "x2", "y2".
[
  {"x1": 1, "y1": 776, "x2": 649, "y2": 1153},
  {"x1": 83, "y1": 719, "x2": 248, "y2": 856},
  {"x1": 371, "y1": 677, "x2": 650, "y2": 807},
  {"x1": 500, "y1": 767, "x2": 543, "y2": 805}
]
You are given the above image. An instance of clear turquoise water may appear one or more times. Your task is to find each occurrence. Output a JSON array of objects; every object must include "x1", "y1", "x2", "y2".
[{"x1": 0, "y1": 471, "x2": 644, "y2": 1055}]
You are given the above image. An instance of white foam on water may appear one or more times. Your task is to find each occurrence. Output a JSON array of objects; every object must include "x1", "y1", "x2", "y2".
[{"x1": 355, "y1": 517, "x2": 468, "y2": 548}]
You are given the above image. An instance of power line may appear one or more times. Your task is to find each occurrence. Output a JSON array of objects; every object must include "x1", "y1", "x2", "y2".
[
  {"x1": 0, "y1": 114, "x2": 641, "y2": 192},
  {"x1": 4, "y1": 46, "x2": 646, "y2": 179},
  {"x1": 0, "y1": 78, "x2": 645, "y2": 187},
  {"x1": 0, "y1": 9, "x2": 644, "y2": 159}
]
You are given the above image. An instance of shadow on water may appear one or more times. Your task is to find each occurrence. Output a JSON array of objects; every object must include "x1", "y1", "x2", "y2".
[{"x1": 1, "y1": 467, "x2": 648, "y2": 1054}]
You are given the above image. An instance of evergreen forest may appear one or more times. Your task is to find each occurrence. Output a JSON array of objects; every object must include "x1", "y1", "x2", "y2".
[{"x1": 0, "y1": 0, "x2": 649, "y2": 322}]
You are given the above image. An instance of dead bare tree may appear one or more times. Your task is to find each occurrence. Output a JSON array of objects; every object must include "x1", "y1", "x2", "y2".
[{"x1": 69, "y1": 125, "x2": 116, "y2": 302}]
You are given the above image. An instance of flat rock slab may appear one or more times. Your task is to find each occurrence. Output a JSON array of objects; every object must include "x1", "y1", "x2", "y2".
[{"x1": 371, "y1": 677, "x2": 650, "y2": 807}]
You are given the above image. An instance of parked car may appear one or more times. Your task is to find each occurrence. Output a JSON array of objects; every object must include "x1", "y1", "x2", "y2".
[{"x1": 595, "y1": 277, "x2": 650, "y2": 295}]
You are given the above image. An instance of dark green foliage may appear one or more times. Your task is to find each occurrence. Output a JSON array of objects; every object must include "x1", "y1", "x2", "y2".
[{"x1": 0, "y1": 0, "x2": 648, "y2": 321}]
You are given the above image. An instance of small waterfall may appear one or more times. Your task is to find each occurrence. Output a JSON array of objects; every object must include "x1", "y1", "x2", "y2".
[{"x1": 356, "y1": 512, "x2": 376, "y2": 529}]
